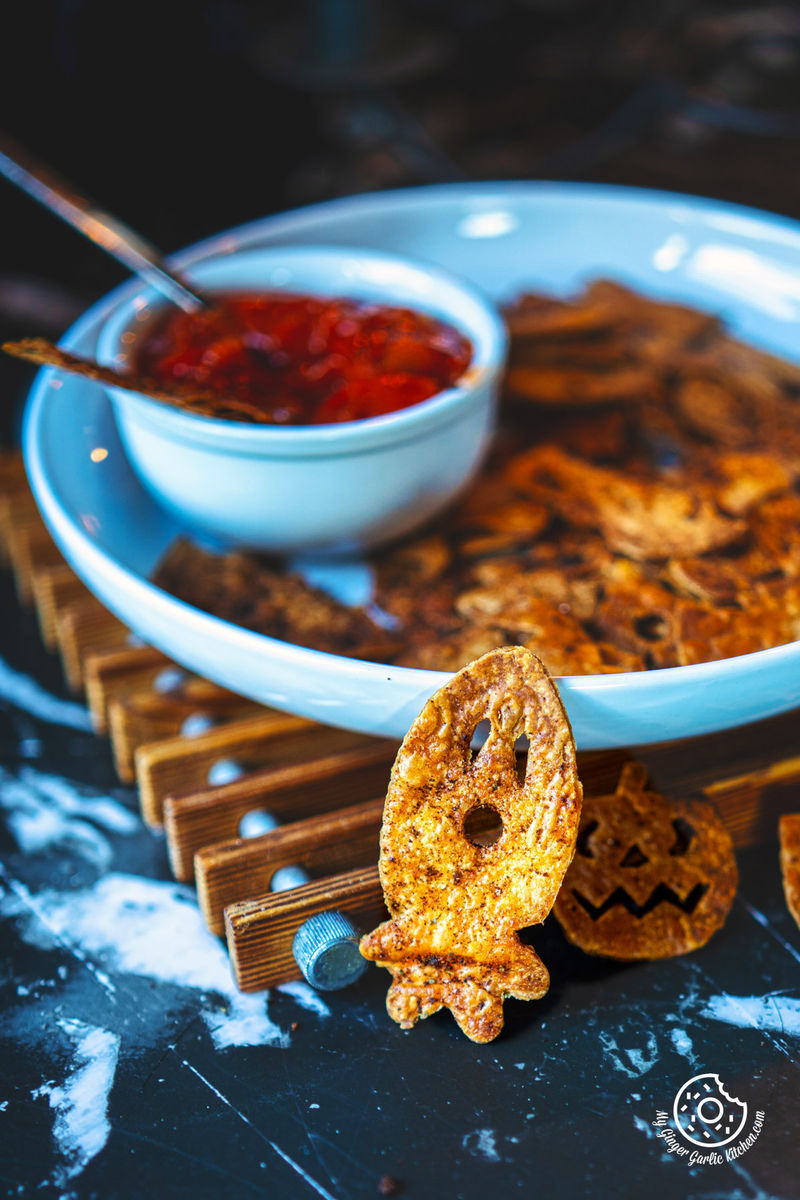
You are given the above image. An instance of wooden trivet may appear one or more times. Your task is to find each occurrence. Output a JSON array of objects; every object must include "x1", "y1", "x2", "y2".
[{"x1": 2, "y1": 452, "x2": 800, "y2": 991}]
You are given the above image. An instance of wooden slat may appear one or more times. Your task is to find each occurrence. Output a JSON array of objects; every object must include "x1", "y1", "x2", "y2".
[
  {"x1": 136, "y1": 713, "x2": 374, "y2": 829},
  {"x1": 84, "y1": 644, "x2": 172, "y2": 734},
  {"x1": 0, "y1": 489, "x2": 39, "y2": 561},
  {"x1": 225, "y1": 864, "x2": 386, "y2": 991},
  {"x1": 107, "y1": 672, "x2": 262, "y2": 783},
  {"x1": 196, "y1": 797, "x2": 384, "y2": 934},
  {"x1": 31, "y1": 562, "x2": 92, "y2": 651},
  {"x1": 703, "y1": 752, "x2": 800, "y2": 849},
  {"x1": 575, "y1": 749, "x2": 633, "y2": 797},
  {"x1": 6, "y1": 518, "x2": 61, "y2": 604},
  {"x1": 55, "y1": 599, "x2": 135, "y2": 692},
  {"x1": 163, "y1": 738, "x2": 396, "y2": 881},
  {"x1": 0, "y1": 451, "x2": 30, "y2": 496}
]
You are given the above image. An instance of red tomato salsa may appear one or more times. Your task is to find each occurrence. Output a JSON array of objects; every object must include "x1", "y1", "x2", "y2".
[{"x1": 134, "y1": 292, "x2": 473, "y2": 425}]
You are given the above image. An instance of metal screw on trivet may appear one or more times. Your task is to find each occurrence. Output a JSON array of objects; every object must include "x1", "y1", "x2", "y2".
[
  {"x1": 234, "y1": 793, "x2": 368, "y2": 991},
  {"x1": 271, "y1": 868, "x2": 368, "y2": 991},
  {"x1": 291, "y1": 910, "x2": 367, "y2": 991}
]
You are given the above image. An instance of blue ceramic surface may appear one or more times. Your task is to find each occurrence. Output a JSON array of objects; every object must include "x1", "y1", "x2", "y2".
[
  {"x1": 23, "y1": 183, "x2": 800, "y2": 748},
  {"x1": 95, "y1": 245, "x2": 505, "y2": 553}
]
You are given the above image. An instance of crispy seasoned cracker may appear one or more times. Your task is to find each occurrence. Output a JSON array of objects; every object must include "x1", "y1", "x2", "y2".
[
  {"x1": 459, "y1": 563, "x2": 599, "y2": 623},
  {"x1": 148, "y1": 278, "x2": 800, "y2": 680},
  {"x1": 361, "y1": 647, "x2": 582, "y2": 1043},
  {"x1": 398, "y1": 617, "x2": 642, "y2": 676},
  {"x1": 670, "y1": 603, "x2": 775, "y2": 666},
  {"x1": 553, "y1": 409, "x2": 632, "y2": 461},
  {"x1": 594, "y1": 558, "x2": 778, "y2": 668},
  {"x1": 448, "y1": 497, "x2": 551, "y2": 560},
  {"x1": 554, "y1": 762, "x2": 738, "y2": 959},
  {"x1": 396, "y1": 625, "x2": 512, "y2": 671},
  {"x1": 779, "y1": 814, "x2": 800, "y2": 931},
  {"x1": 510, "y1": 445, "x2": 746, "y2": 560},
  {"x1": 678, "y1": 333, "x2": 800, "y2": 397},
  {"x1": 454, "y1": 588, "x2": 613, "y2": 675},
  {"x1": 506, "y1": 364, "x2": 657, "y2": 407},
  {"x1": 503, "y1": 293, "x2": 618, "y2": 340},
  {"x1": 674, "y1": 376, "x2": 753, "y2": 448},
  {"x1": 581, "y1": 280, "x2": 721, "y2": 361},
  {"x1": 2, "y1": 338, "x2": 271, "y2": 423},
  {"x1": 748, "y1": 493, "x2": 800, "y2": 578},
  {"x1": 152, "y1": 539, "x2": 400, "y2": 660},
  {"x1": 699, "y1": 451, "x2": 793, "y2": 516},
  {"x1": 664, "y1": 556, "x2": 746, "y2": 606},
  {"x1": 590, "y1": 481, "x2": 744, "y2": 561}
]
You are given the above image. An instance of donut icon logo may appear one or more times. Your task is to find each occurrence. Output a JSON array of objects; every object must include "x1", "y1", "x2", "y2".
[{"x1": 673, "y1": 1074, "x2": 748, "y2": 1148}]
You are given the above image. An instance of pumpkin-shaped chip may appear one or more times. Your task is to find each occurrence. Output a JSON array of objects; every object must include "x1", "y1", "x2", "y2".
[
  {"x1": 554, "y1": 762, "x2": 737, "y2": 959},
  {"x1": 360, "y1": 646, "x2": 582, "y2": 1043}
]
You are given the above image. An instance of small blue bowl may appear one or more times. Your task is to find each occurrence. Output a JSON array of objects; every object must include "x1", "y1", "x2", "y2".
[{"x1": 96, "y1": 245, "x2": 507, "y2": 554}]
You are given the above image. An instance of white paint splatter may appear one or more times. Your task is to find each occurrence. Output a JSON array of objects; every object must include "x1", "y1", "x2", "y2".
[
  {"x1": 669, "y1": 1028, "x2": 696, "y2": 1063},
  {"x1": 2, "y1": 876, "x2": 117, "y2": 995},
  {"x1": 462, "y1": 1128, "x2": 501, "y2": 1162},
  {"x1": 277, "y1": 981, "x2": 331, "y2": 1018},
  {"x1": 35, "y1": 1019, "x2": 119, "y2": 1187},
  {"x1": 0, "y1": 656, "x2": 91, "y2": 730},
  {"x1": 700, "y1": 992, "x2": 800, "y2": 1036},
  {"x1": 632, "y1": 1114, "x2": 659, "y2": 1142},
  {"x1": 0, "y1": 764, "x2": 138, "y2": 869},
  {"x1": 599, "y1": 1030, "x2": 659, "y2": 1078},
  {"x1": 205, "y1": 994, "x2": 288, "y2": 1051},
  {"x1": 4, "y1": 873, "x2": 287, "y2": 1049}
]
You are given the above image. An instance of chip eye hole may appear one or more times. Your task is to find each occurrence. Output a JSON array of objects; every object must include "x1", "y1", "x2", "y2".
[
  {"x1": 463, "y1": 804, "x2": 504, "y2": 847},
  {"x1": 634, "y1": 612, "x2": 670, "y2": 642},
  {"x1": 669, "y1": 817, "x2": 695, "y2": 857},
  {"x1": 576, "y1": 819, "x2": 599, "y2": 857},
  {"x1": 468, "y1": 718, "x2": 491, "y2": 763}
]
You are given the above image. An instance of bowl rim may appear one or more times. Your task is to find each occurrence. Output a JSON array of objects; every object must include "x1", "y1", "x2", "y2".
[{"x1": 95, "y1": 242, "x2": 508, "y2": 450}]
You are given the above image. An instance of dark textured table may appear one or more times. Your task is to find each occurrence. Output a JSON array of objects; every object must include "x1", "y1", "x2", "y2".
[
  {"x1": 3, "y1": 6, "x2": 800, "y2": 1194},
  {"x1": 0, "y1": 516, "x2": 799, "y2": 1199}
]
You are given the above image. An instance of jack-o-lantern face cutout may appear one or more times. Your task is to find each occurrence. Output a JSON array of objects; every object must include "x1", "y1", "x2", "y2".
[
  {"x1": 554, "y1": 762, "x2": 737, "y2": 959},
  {"x1": 360, "y1": 646, "x2": 582, "y2": 1043}
]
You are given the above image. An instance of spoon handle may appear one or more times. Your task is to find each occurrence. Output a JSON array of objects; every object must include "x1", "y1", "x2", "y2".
[{"x1": 0, "y1": 133, "x2": 204, "y2": 313}]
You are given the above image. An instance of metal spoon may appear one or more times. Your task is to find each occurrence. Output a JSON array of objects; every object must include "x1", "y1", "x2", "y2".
[{"x1": 0, "y1": 133, "x2": 205, "y2": 313}]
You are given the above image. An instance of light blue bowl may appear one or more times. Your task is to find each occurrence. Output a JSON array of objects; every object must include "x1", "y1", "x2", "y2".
[
  {"x1": 95, "y1": 245, "x2": 507, "y2": 554},
  {"x1": 23, "y1": 182, "x2": 800, "y2": 749}
]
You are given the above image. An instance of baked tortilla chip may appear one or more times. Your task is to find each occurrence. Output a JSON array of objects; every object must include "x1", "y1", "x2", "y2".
[
  {"x1": 779, "y1": 815, "x2": 800, "y2": 931},
  {"x1": 153, "y1": 539, "x2": 401, "y2": 660},
  {"x1": 554, "y1": 763, "x2": 738, "y2": 959},
  {"x1": 508, "y1": 445, "x2": 746, "y2": 560},
  {"x1": 361, "y1": 647, "x2": 582, "y2": 1042}
]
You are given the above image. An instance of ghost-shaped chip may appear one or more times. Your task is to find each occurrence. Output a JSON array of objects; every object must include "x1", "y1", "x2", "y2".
[
  {"x1": 554, "y1": 762, "x2": 737, "y2": 959},
  {"x1": 360, "y1": 646, "x2": 582, "y2": 1043}
]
